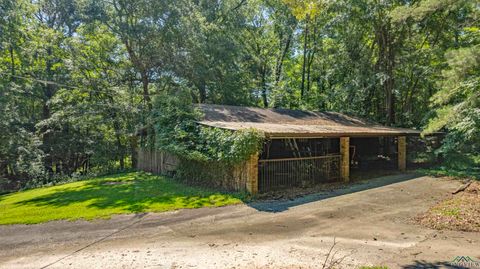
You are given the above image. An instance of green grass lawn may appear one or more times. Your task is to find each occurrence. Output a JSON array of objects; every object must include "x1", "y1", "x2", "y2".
[
  {"x1": 418, "y1": 166, "x2": 480, "y2": 179},
  {"x1": 0, "y1": 172, "x2": 244, "y2": 225}
]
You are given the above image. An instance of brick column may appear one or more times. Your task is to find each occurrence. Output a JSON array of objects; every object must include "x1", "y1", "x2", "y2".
[
  {"x1": 340, "y1": 137, "x2": 350, "y2": 182},
  {"x1": 398, "y1": 136, "x2": 406, "y2": 172},
  {"x1": 246, "y1": 153, "x2": 259, "y2": 194}
]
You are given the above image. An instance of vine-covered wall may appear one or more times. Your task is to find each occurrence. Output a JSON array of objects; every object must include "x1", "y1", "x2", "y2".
[
  {"x1": 175, "y1": 158, "x2": 250, "y2": 192},
  {"x1": 149, "y1": 93, "x2": 264, "y2": 191}
]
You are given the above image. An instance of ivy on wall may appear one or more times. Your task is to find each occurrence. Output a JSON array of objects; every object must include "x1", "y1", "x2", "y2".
[
  {"x1": 197, "y1": 127, "x2": 264, "y2": 163},
  {"x1": 152, "y1": 92, "x2": 264, "y2": 165}
]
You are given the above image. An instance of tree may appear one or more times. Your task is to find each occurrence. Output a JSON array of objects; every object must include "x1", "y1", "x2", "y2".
[
  {"x1": 283, "y1": 0, "x2": 324, "y2": 99},
  {"x1": 1, "y1": 0, "x2": 478, "y2": 187},
  {"x1": 424, "y1": 44, "x2": 480, "y2": 162}
]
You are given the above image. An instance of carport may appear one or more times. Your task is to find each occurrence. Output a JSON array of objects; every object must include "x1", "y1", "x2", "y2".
[{"x1": 199, "y1": 104, "x2": 420, "y2": 193}]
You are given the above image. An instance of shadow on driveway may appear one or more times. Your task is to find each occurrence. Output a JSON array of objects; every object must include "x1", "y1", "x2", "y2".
[
  {"x1": 401, "y1": 260, "x2": 470, "y2": 269},
  {"x1": 248, "y1": 173, "x2": 423, "y2": 213}
]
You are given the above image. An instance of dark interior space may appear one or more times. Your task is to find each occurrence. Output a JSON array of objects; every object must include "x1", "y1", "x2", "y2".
[
  {"x1": 257, "y1": 137, "x2": 412, "y2": 192},
  {"x1": 260, "y1": 138, "x2": 340, "y2": 160},
  {"x1": 258, "y1": 138, "x2": 341, "y2": 192},
  {"x1": 349, "y1": 137, "x2": 398, "y2": 179},
  {"x1": 407, "y1": 135, "x2": 444, "y2": 168}
]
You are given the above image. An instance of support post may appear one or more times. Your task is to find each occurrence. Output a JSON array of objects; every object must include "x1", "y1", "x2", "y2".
[
  {"x1": 246, "y1": 153, "x2": 259, "y2": 194},
  {"x1": 398, "y1": 136, "x2": 406, "y2": 172},
  {"x1": 340, "y1": 137, "x2": 350, "y2": 182}
]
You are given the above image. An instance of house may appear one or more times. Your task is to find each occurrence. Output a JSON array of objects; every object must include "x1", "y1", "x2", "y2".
[{"x1": 138, "y1": 104, "x2": 421, "y2": 194}]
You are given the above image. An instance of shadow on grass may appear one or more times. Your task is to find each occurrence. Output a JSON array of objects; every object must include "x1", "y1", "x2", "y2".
[
  {"x1": 417, "y1": 166, "x2": 480, "y2": 180},
  {"x1": 14, "y1": 173, "x2": 240, "y2": 213},
  {"x1": 248, "y1": 173, "x2": 422, "y2": 213},
  {"x1": 10, "y1": 172, "x2": 425, "y2": 215}
]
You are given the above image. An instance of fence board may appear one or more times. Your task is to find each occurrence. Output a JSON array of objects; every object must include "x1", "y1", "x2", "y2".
[{"x1": 136, "y1": 149, "x2": 179, "y2": 175}]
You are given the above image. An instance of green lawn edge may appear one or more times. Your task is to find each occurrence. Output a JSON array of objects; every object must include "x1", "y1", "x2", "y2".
[{"x1": 0, "y1": 172, "x2": 245, "y2": 225}]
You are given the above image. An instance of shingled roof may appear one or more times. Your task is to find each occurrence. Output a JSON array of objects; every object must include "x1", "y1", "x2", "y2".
[{"x1": 197, "y1": 104, "x2": 420, "y2": 138}]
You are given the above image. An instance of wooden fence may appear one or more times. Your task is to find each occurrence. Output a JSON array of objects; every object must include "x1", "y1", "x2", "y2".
[
  {"x1": 137, "y1": 149, "x2": 179, "y2": 175},
  {"x1": 136, "y1": 148, "x2": 256, "y2": 193}
]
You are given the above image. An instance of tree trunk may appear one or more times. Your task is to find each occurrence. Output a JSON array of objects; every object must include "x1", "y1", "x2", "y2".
[
  {"x1": 306, "y1": 22, "x2": 317, "y2": 94},
  {"x1": 301, "y1": 16, "x2": 309, "y2": 99},
  {"x1": 42, "y1": 46, "x2": 55, "y2": 174},
  {"x1": 306, "y1": 51, "x2": 315, "y2": 93},
  {"x1": 130, "y1": 136, "x2": 138, "y2": 169},
  {"x1": 306, "y1": 63, "x2": 311, "y2": 94},
  {"x1": 140, "y1": 71, "x2": 156, "y2": 147},
  {"x1": 119, "y1": 156, "x2": 125, "y2": 170},
  {"x1": 198, "y1": 79, "x2": 207, "y2": 103},
  {"x1": 9, "y1": 44, "x2": 15, "y2": 80},
  {"x1": 385, "y1": 25, "x2": 396, "y2": 125},
  {"x1": 261, "y1": 65, "x2": 268, "y2": 108},
  {"x1": 141, "y1": 73, "x2": 152, "y2": 110},
  {"x1": 375, "y1": 21, "x2": 396, "y2": 125},
  {"x1": 274, "y1": 33, "x2": 292, "y2": 85},
  {"x1": 113, "y1": 121, "x2": 124, "y2": 170}
]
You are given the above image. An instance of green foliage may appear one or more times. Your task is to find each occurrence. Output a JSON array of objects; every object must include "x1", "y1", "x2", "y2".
[
  {"x1": 152, "y1": 92, "x2": 263, "y2": 187},
  {"x1": 153, "y1": 92, "x2": 264, "y2": 164},
  {"x1": 152, "y1": 90, "x2": 201, "y2": 158},
  {"x1": 390, "y1": 0, "x2": 461, "y2": 23},
  {"x1": 419, "y1": 167, "x2": 480, "y2": 180},
  {"x1": 175, "y1": 159, "x2": 239, "y2": 191},
  {"x1": 424, "y1": 44, "x2": 480, "y2": 164},
  {"x1": 282, "y1": 0, "x2": 325, "y2": 20},
  {"x1": 197, "y1": 127, "x2": 264, "y2": 164},
  {"x1": 0, "y1": 0, "x2": 479, "y2": 188},
  {"x1": 418, "y1": 155, "x2": 480, "y2": 179}
]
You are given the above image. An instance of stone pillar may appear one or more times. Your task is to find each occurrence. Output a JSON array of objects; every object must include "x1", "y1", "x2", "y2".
[
  {"x1": 246, "y1": 153, "x2": 259, "y2": 194},
  {"x1": 398, "y1": 136, "x2": 406, "y2": 172},
  {"x1": 340, "y1": 137, "x2": 350, "y2": 182}
]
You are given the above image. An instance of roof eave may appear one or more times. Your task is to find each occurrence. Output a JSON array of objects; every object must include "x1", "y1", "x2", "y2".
[{"x1": 265, "y1": 132, "x2": 421, "y2": 139}]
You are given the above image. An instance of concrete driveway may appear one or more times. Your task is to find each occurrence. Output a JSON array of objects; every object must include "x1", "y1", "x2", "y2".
[{"x1": 1, "y1": 174, "x2": 479, "y2": 269}]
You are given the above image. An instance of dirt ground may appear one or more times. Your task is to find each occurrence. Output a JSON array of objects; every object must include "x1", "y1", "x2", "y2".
[
  {"x1": 417, "y1": 180, "x2": 480, "y2": 232},
  {"x1": 1, "y1": 174, "x2": 479, "y2": 269}
]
